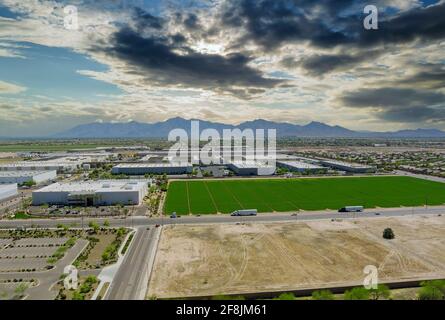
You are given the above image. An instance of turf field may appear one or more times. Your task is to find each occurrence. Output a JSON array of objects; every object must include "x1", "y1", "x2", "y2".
[{"x1": 164, "y1": 176, "x2": 445, "y2": 215}]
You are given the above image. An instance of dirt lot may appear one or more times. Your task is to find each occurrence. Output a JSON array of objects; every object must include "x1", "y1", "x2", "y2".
[{"x1": 148, "y1": 215, "x2": 445, "y2": 298}]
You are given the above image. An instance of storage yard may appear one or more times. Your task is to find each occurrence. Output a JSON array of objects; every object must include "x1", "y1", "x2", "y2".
[
  {"x1": 148, "y1": 215, "x2": 445, "y2": 299},
  {"x1": 164, "y1": 176, "x2": 445, "y2": 214}
]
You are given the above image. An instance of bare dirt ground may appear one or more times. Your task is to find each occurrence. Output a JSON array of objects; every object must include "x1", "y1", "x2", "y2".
[{"x1": 148, "y1": 215, "x2": 445, "y2": 298}]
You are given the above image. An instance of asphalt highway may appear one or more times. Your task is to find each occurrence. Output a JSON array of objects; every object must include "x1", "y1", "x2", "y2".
[
  {"x1": 1, "y1": 206, "x2": 444, "y2": 230},
  {"x1": 106, "y1": 227, "x2": 159, "y2": 300}
]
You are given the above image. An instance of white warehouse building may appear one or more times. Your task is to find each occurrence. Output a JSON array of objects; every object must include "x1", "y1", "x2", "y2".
[
  {"x1": 0, "y1": 170, "x2": 57, "y2": 185},
  {"x1": 318, "y1": 159, "x2": 376, "y2": 173},
  {"x1": 0, "y1": 184, "x2": 18, "y2": 202},
  {"x1": 277, "y1": 161, "x2": 328, "y2": 173},
  {"x1": 0, "y1": 162, "x2": 79, "y2": 173},
  {"x1": 112, "y1": 163, "x2": 193, "y2": 175},
  {"x1": 32, "y1": 180, "x2": 148, "y2": 206},
  {"x1": 227, "y1": 161, "x2": 276, "y2": 176}
]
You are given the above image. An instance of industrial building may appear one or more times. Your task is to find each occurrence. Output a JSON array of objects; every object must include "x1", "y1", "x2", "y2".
[
  {"x1": 318, "y1": 159, "x2": 376, "y2": 173},
  {"x1": 0, "y1": 161, "x2": 79, "y2": 173},
  {"x1": 112, "y1": 163, "x2": 193, "y2": 175},
  {"x1": 0, "y1": 170, "x2": 57, "y2": 185},
  {"x1": 0, "y1": 184, "x2": 18, "y2": 202},
  {"x1": 277, "y1": 161, "x2": 327, "y2": 173},
  {"x1": 227, "y1": 161, "x2": 276, "y2": 176},
  {"x1": 32, "y1": 180, "x2": 148, "y2": 206}
]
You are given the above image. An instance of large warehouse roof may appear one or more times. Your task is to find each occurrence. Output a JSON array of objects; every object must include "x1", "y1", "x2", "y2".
[
  {"x1": 278, "y1": 161, "x2": 325, "y2": 169},
  {"x1": 34, "y1": 180, "x2": 146, "y2": 193},
  {"x1": 113, "y1": 163, "x2": 192, "y2": 168},
  {"x1": 0, "y1": 170, "x2": 54, "y2": 178}
]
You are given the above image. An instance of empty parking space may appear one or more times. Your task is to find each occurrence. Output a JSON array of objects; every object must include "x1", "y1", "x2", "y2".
[
  {"x1": 0, "y1": 258, "x2": 49, "y2": 272},
  {"x1": 0, "y1": 246, "x2": 56, "y2": 258},
  {"x1": 14, "y1": 238, "x2": 67, "y2": 246}
]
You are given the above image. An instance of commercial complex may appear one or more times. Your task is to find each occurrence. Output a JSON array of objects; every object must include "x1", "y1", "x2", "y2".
[
  {"x1": 226, "y1": 161, "x2": 276, "y2": 176},
  {"x1": 112, "y1": 163, "x2": 193, "y2": 175},
  {"x1": 0, "y1": 161, "x2": 79, "y2": 173},
  {"x1": 0, "y1": 184, "x2": 18, "y2": 202},
  {"x1": 0, "y1": 170, "x2": 57, "y2": 185},
  {"x1": 277, "y1": 161, "x2": 327, "y2": 173},
  {"x1": 32, "y1": 180, "x2": 148, "y2": 206},
  {"x1": 318, "y1": 159, "x2": 376, "y2": 173}
]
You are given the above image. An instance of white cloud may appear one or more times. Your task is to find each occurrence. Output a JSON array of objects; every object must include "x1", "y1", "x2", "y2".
[{"x1": 0, "y1": 80, "x2": 26, "y2": 94}]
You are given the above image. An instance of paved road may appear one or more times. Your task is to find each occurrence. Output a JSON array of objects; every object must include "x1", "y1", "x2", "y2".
[
  {"x1": 106, "y1": 227, "x2": 159, "y2": 300},
  {"x1": 1, "y1": 206, "x2": 444, "y2": 230}
]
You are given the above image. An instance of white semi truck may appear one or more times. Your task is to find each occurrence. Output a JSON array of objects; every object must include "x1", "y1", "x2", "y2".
[
  {"x1": 338, "y1": 206, "x2": 364, "y2": 212},
  {"x1": 231, "y1": 209, "x2": 257, "y2": 216}
]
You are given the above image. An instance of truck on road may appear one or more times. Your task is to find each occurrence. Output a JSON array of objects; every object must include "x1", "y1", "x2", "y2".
[
  {"x1": 338, "y1": 206, "x2": 364, "y2": 213},
  {"x1": 231, "y1": 209, "x2": 257, "y2": 216}
]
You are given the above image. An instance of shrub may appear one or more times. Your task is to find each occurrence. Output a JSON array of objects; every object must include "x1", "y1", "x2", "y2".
[
  {"x1": 383, "y1": 228, "x2": 395, "y2": 239},
  {"x1": 312, "y1": 289, "x2": 335, "y2": 300},
  {"x1": 344, "y1": 287, "x2": 370, "y2": 300}
]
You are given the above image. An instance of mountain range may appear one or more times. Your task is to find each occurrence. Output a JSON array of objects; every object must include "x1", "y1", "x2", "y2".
[{"x1": 54, "y1": 117, "x2": 445, "y2": 138}]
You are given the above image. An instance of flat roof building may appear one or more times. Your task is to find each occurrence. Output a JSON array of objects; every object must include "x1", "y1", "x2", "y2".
[
  {"x1": 112, "y1": 163, "x2": 193, "y2": 175},
  {"x1": 32, "y1": 180, "x2": 148, "y2": 206},
  {"x1": 0, "y1": 170, "x2": 57, "y2": 185},
  {"x1": 0, "y1": 184, "x2": 18, "y2": 202},
  {"x1": 318, "y1": 159, "x2": 376, "y2": 173},
  {"x1": 227, "y1": 161, "x2": 276, "y2": 176},
  {"x1": 277, "y1": 161, "x2": 327, "y2": 173},
  {"x1": 0, "y1": 161, "x2": 79, "y2": 173}
]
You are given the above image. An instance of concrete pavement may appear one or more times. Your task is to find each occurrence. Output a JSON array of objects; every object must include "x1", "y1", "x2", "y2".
[{"x1": 105, "y1": 227, "x2": 160, "y2": 300}]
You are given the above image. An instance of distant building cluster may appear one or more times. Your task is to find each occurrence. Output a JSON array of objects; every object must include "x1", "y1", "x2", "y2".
[
  {"x1": 112, "y1": 163, "x2": 193, "y2": 175},
  {"x1": 0, "y1": 170, "x2": 56, "y2": 185}
]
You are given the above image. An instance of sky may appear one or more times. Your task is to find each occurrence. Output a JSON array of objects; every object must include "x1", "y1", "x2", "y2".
[{"x1": 0, "y1": 0, "x2": 444, "y2": 136}]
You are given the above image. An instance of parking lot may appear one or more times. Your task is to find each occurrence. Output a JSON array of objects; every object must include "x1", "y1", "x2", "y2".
[
  {"x1": 0, "y1": 258, "x2": 50, "y2": 272},
  {"x1": 0, "y1": 237, "x2": 69, "y2": 272},
  {"x1": 14, "y1": 237, "x2": 67, "y2": 246},
  {"x1": 0, "y1": 282, "x2": 33, "y2": 300}
]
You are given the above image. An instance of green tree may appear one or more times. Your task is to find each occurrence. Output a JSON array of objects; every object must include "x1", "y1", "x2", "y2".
[
  {"x1": 418, "y1": 280, "x2": 445, "y2": 300},
  {"x1": 72, "y1": 291, "x2": 85, "y2": 300},
  {"x1": 369, "y1": 284, "x2": 391, "y2": 300},
  {"x1": 418, "y1": 286, "x2": 444, "y2": 300},
  {"x1": 312, "y1": 289, "x2": 335, "y2": 300},
  {"x1": 383, "y1": 228, "x2": 395, "y2": 239},
  {"x1": 88, "y1": 221, "x2": 100, "y2": 233},
  {"x1": 103, "y1": 220, "x2": 110, "y2": 227},
  {"x1": 344, "y1": 287, "x2": 370, "y2": 300},
  {"x1": 275, "y1": 293, "x2": 296, "y2": 300}
]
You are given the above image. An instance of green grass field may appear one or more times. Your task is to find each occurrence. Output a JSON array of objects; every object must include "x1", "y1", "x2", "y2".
[{"x1": 164, "y1": 176, "x2": 445, "y2": 215}]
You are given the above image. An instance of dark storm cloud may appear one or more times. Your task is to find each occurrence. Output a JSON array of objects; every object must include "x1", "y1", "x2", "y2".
[
  {"x1": 341, "y1": 87, "x2": 445, "y2": 123},
  {"x1": 221, "y1": 0, "x2": 445, "y2": 50},
  {"x1": 357, "y1": 2, "x2": 445, "y2": 48},
  {"x1": 342, "y1": 88, "x2": 445, "y2": 108},
  {"x1": 105, "y1": 27, "x2": 282, "y2": 96},
  {"x1": 297, "y1": 53, "x2": 369, "y2": 75},
  {"x1": 379, "y1": 106, "x2": 445, "y2": 123},
  {"x1": 220, "y1": 0, "x2": 355, "y2": 50},
  {"x1": 132, "y1": 7, "x2": 165, "y2": 31},
  {"x1": 398, "y1": 66, "x2": 445, "y2": 90},
  {"x1": 183, "y1": 13, "x2": 201, "y2": 30}
]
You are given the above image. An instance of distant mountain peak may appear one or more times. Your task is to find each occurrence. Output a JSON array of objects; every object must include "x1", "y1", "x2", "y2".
[{"x1": 53, "y1": 118, "x2": 445, "y2": 139}]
